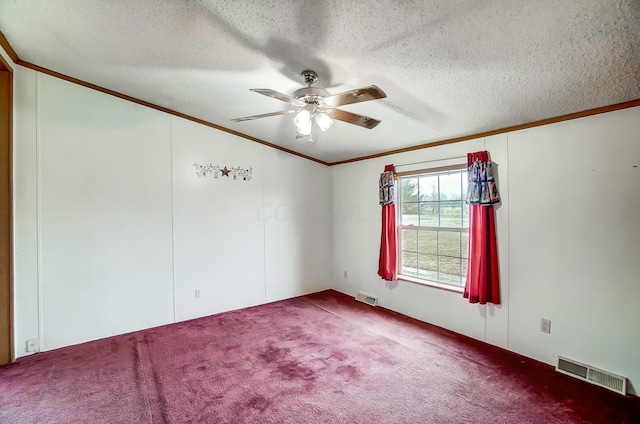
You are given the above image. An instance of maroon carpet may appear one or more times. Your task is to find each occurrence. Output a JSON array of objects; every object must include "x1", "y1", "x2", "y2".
[{"x1": 1, "y1": 290, "x2": 638, "y2": 423}]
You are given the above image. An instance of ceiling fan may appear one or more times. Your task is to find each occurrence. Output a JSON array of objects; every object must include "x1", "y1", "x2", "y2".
[{"x1": 231, "y1": 70, "x2": 387, "y2": 141}]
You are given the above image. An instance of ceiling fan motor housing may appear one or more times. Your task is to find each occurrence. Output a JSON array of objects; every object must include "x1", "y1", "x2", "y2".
[{"x1": 292, "y1": 87, "x2": 330, "y2": 103}]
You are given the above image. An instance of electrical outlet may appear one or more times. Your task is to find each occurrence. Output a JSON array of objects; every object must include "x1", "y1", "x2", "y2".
[
  {"x1": 540, "y1": 318, "x2": 551, "y2": 334},
  {"x1": 26, "y1": 337, "x2": 39, "y2": 352},
  {"x1": 195, "y1": 288, "x2": 202, "y2": 298}
]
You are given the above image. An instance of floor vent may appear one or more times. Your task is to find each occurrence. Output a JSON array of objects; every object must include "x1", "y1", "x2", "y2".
[
  {"x1": 355, "y1": 292, "x2": 378, "y2": 306},
  {"x1": 556, "y1": 356, "x2": 626, "y2": 395}
]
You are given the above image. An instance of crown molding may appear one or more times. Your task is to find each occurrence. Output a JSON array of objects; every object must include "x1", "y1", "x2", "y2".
[
  {"x1": 16, "y1": 60, "x2": 329, "y2": 166},
  {"x1": 328, "y1": 99, "x2": 640, "y2": 166},
  {"x1": 2, "y1": 30, "x2": 638, "y2": 167}
]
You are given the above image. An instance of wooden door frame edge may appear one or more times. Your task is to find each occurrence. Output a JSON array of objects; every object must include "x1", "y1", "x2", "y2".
[{"x1": 0, "y1": 51, "x2": 14, "y2": 363}]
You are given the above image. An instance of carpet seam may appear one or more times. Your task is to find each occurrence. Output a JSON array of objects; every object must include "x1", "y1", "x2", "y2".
[{"x1": 135, "y1": 333, "x2": 156, "y2": 424}]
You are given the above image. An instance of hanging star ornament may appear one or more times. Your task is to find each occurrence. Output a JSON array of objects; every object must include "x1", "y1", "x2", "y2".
[{"x1": 221, "y1": 166, "x2": 230, "y2": 177}]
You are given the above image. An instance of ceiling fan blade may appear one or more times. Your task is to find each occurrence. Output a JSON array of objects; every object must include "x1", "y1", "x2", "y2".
[
  {"x1": 327, "y1": 109, "x2": 381, "y2": 129},
  {"x1": 231, "y1": 109, "x2": 295, "y2": 122},
  {"x1": 322, "y1": 85, "x2": 387, "y2": 107},
  {"x1": 250, "y1": 89, "x2": 306, "y2": 107}
]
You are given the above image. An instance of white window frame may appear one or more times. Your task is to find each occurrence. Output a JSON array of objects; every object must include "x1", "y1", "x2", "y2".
[{"x1": 396, "y1": 164, "x2": 469, "y2": 292}]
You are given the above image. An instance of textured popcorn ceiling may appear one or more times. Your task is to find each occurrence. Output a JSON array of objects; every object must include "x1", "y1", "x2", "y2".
[{"x1": 1, "y1": 0, "x2": 639, "y2": 163}]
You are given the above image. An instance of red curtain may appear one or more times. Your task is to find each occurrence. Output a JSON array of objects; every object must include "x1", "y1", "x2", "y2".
[
  {"x1": 464, "y1": 152, "x2": 500, "y2": 304},
  {"x1": 378, "y1": 164, "x2": 397, "y2": 281}
]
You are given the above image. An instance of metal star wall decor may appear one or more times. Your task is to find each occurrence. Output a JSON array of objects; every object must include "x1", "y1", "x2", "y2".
[{"x1": 193, "y1": 163, "x2": 253, "y2": 181}]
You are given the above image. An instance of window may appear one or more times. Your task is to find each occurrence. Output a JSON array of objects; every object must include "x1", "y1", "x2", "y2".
[{"x1": 397, "y1": 165, "x2": 469, "y2": 288}]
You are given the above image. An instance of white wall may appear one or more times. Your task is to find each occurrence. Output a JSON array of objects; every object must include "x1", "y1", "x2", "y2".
[
  {"x1": 262, "y1": 147, "x2": 333, "y2": 302},
  {"x1": 12, "y1": 70, "x2": 333, "y2": 356},
  {"x1": 11, "y1": 60, "x2": 40, "y2": 358},
  {"x1": 331, "y1": 106, "x2": 640, "y2": 395},
  {"x1": 172, "y1": 118, "x2": 266, "y2": 321},
  {"x1": 172, "y1": 120, "x2": 332, "y2": 320},
  {"x1": 507, "y1": 110, "x2": 640, "y2": 395},
  {"x1": 38, "y1": 75, "x2": 175, "y2": 350}
]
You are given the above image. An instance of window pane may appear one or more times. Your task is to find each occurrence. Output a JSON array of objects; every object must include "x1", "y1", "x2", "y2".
[
  {"x1": 401, "y1": 229, "x2": 417, "y2": 251},
  {"x1": 419, "y1": 175, "x2": 438, "y2": 201},
  {"x1": 440, "y1": 201, "x2": 463, "y2": 228},
  {"x1": 461, "y1": 231, "x2": 469, "y2": 259},
  {"x1": 401, "y1": 178, "x2": 419, "y2": 202},
  {"x1": 440, "y1": 173, "x2": 462, "y2": 201},
  {"x1": 402, "y1": 251, "x2": 418, "y2": 276},
  {"x1": 417, "y1": 230, "x2": 437, "y2": 254},
  {"x1": 462, "y1": 172, "x2": 468, "y2": 201},
  {"x1": 401, "y1": 202, "x2": 419, "y2": 225},
  {"x1": 462, "y1": 203, "x2": 469, "y2": 228},
  {"x1": 418, "y1": 254, "x2": 438, "y2": 281},
  {"x1": 462, "y1": 258, "x2": 468, "y2": 279},
  {"x1": 419, "y1": 202, "x2": 439, "y2": 226},
  {"x1": 398, "y1": 171, "x2": 469, "y2": 288},
  {"x1": 439, "y1": 257, "x2": 462, "y2": 285},
  {"x1": 438, "y1": 231, "x2": 461, "y2": 257}
]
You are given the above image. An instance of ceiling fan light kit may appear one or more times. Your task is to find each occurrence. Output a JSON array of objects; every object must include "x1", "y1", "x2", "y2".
[
  {"x1": 293, "y1": 108, "x2": 313, "y2": 136},
  {"x1": 315, "y1": 112, "x2": 334, "y2": 132},
  {"x1": 232, "y1": 70, "x2": 386, "y2": 142}
]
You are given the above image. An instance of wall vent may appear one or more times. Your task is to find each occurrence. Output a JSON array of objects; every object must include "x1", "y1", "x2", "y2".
[
  {"x1": 355, "y1": 292, "x2": 378, "y2": 306},
  {"x1": 556, "y1": 356, "x2": 626, "y2": 395}
]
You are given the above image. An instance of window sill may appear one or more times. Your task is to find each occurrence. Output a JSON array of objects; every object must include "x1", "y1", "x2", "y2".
[{"x1": 397, "y1": 274, "x2": 465, "y2": 294}]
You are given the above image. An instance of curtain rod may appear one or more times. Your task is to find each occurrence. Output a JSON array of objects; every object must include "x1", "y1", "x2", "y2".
[{"x1": 394, "y1": 155, "x2": 467, "y2": 168}]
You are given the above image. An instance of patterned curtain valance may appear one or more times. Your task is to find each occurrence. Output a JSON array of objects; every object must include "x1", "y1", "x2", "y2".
[
  {"x1": 379, "y1": 164, "x2": 396, "y2": 205},
  {"x1": 466, "y1": 151, "x2": 500, "y2": 206}
]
